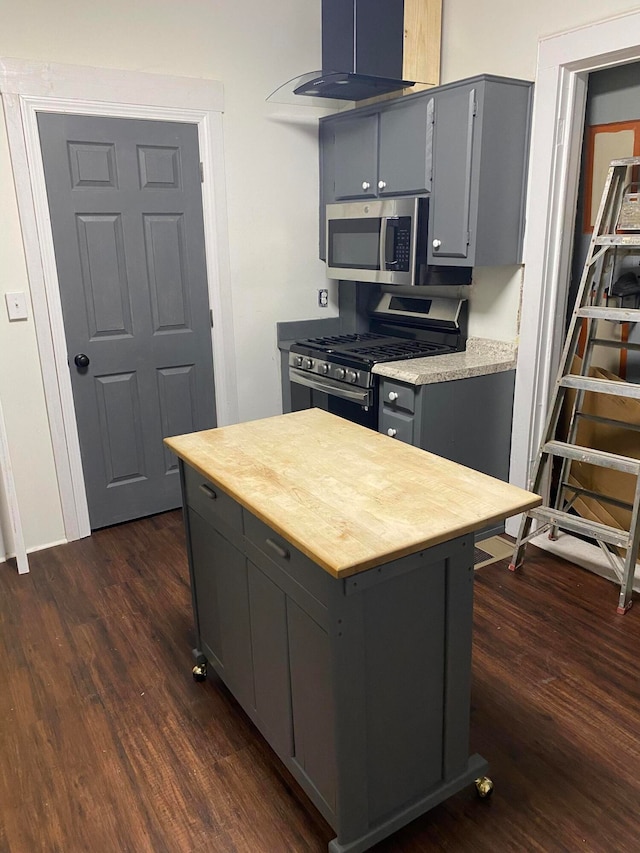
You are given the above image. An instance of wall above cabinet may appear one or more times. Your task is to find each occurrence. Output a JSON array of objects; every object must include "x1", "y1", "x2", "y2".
[{"x1": 319, "y1": 75, "x2": 533, "y2": 269}]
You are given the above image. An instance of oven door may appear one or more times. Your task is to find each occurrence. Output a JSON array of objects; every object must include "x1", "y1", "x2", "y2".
[{"x1": 289, "y1": 368, "x2": 378, "y2": 430}]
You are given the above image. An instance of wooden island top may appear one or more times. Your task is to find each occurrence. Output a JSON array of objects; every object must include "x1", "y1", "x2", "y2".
[{"x1": 165, "y1": 408, "x2": 541, "y2": 578}]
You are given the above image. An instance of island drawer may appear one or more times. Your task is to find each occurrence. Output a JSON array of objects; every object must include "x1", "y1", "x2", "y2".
[
  {"x1": 183, "y1": 464, "x2": 243, "y2": 534},
  {"x1": 243, "y1": 511, "x2": 331, "y2": 611}
]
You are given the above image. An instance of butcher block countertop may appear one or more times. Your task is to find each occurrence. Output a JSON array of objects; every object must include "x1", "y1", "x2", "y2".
[
  {"x1": 165, "y1": 409, "x2": 540, "y2": 578},
  {"x1": 372, "y1": 337, "x2": 517, "y2": 385}
]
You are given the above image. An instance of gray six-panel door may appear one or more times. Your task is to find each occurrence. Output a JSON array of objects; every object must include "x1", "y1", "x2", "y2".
[{"x1": 37, "y1": 113, "x2": 216, "y2": 529}]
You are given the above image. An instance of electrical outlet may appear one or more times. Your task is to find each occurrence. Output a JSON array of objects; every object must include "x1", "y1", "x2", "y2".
[
  {"x1": 318, "y1": 288, "x2": 329, "y2": 308},
  {"x1": 5, "y1": 292, "x2": 28, "y2": 321}
]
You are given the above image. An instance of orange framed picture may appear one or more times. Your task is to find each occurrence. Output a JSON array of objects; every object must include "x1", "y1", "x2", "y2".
[{"x1": 583, "y1": 120, "x2": 640, "y2": 233}]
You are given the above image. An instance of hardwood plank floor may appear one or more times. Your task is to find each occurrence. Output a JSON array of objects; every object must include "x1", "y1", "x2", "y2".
[{"x1": 1, "y1": 511, "x2": 639, "y2": 852}]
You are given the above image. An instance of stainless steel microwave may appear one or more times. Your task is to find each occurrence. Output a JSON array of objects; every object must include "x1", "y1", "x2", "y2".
[{"x1": 326, "y1": 197, "x2": 429, "y2": 286}]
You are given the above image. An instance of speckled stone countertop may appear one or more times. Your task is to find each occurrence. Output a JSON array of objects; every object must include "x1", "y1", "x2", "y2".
[{"x1": 372, "y1": 337, "x2": 517, "y2": 386}]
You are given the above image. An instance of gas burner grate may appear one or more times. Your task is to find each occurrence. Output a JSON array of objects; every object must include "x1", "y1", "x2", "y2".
[
  {"x1": 349, "y1": 341, "x2": 453, "y2": 360},
  {"x1": 305, "y1": 333, "x2": 381, "y2": 349}
]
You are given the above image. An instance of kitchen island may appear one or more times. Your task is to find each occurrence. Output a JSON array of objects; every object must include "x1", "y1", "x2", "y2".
[{"x1": 165, "y1": 409, "x2": 540, "y2": 853}]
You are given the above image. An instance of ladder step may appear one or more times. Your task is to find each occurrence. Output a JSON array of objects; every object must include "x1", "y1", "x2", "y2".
[
  {"x1": 529, "y1": 507, "x2": 631, "y2": 548},
  {"x1": 543, "y1": 440, "x2": 640, "y2": 474},
  {"x1": 577, "y1": 411, "x2": 640, "y2": 433},
  {"x1": 594, "y1": 234, "x2": 640, "y2": 246},
  {"x1": 560, "y1": 481, "x2": 634, "y2": 512},
  {"x1": 592, "y1": 337, "x2": 640, "y2": 352},
  {"x1": 610, "y1": 157, "x2": 640, "y2": 167},
  {"x1": 559, "y1": 375, "x2": 640, "y2": 400},
  {"x1": 577, "y1": 306, "x2": 640, "y2": 322}
]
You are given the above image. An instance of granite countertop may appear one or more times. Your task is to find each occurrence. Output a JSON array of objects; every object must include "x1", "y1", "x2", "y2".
[
  {"x1": 165, "y1": 409, "x2": 540, "y2": 578},
  {"x1": 372, "y1": 337, "x2": 517, "y2": 385}
]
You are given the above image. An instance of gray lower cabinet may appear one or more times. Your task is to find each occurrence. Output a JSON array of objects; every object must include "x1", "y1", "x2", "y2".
[
  {"x1": 180, "y1": 460, "x2": 488, "y2": 853},
  {"x1": 379, "y1": 370, "x2": 516, "y2": 482}
]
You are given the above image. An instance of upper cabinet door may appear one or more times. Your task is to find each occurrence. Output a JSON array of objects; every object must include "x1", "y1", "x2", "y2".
[
  {"x1": 333, "y1": 114, "x2": 378, "y2": 199},
  {"x1": 428, "y1": 86, "x2": 476, "y2": 262},
  {"x1": 378, "y1": 97, "x2": 433, "y2": 196}
]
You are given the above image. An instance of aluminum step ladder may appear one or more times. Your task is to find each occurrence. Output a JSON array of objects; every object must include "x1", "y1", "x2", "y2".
[{"x1": 509, "y1": 158, "x2": 640, "y2": 614}]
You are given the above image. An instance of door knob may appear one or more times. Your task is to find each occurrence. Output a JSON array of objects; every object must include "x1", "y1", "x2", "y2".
[{"x1": 74, "y1": 353, "x2": 90, "y2": 368}]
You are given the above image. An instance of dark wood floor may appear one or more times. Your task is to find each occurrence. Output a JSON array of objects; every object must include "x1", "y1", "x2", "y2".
[{"x1": 1, "y1": 511, "x2": 639, "y2": 852}]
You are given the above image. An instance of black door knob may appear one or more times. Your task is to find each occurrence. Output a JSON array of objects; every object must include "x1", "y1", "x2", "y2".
[{"x1": 74, "y1": 353, "x2": 90, "y2": 368}]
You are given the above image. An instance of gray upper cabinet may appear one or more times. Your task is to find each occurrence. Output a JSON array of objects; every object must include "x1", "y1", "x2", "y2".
[
  {"x1": 333, "y1": 114, "x2": 379, "y2": 199},
  {"x1": 428, "y1": 77, "x2": 533, "y2": 267},
  {"x1": 428, "y1": 85, "x2": 475, "y2": 262},
  {"x1": 332, "y1": 98, "x2": 433, "y2": 201},
  {"x1": 378, "y1": 97, "x2": 433, "y2": 196},
  {"x1": 319, "y1": 74, "x2": 533, "y2": 267}
]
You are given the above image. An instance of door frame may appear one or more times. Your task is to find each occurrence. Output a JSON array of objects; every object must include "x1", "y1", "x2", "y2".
[
  {"x1": 0, "y1": 58, "x2": 238, "y2": 541},
  {"x1": 508, "y1": 9, "x2": 640, "y2": 537}
]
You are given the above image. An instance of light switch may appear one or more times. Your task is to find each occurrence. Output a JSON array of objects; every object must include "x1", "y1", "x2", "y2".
[{"x1": 5, "y1": 292, "x2": 28, "y2": 321}]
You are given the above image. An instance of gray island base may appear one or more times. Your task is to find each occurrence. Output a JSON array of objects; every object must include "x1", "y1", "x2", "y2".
[
  {"x1": 166, "y1": 411, "x2": 540, "y2": 852},
  {"x1": 182, "y1": 465, "x2": 488, "y2": 853}
]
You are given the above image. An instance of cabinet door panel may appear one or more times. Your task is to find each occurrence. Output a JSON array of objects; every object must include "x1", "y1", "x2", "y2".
[
  {"x1": 248, "y1": 562, "x2": 293, "y2": 757},
  {"x1": 334, "y1": 115, "x2": 378, "y2": 199},
  {"x1": 378, "y1": 98, "x2": 433, "y2": 195},
  {"x1": 188, "y1": 508, "x2": 255, "y2": 710},
  {"x1": 287, "y1": 601, "x2": 336, "y2": 811},
  {"x1": 188, "y1": 508, "x2": 224, "y2": 668},
  {"x1": 429, "y1": 87, "x2": 476, "y2": 262}
]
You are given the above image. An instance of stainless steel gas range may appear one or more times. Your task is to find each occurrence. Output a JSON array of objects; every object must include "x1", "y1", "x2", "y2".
[{"x1": 288, "y1": 291, "x2": 468, "y2": 430}]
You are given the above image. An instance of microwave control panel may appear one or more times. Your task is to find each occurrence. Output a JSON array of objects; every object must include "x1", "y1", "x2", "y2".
[{"x1": 387, "y1": 217, "x2": 411, "y2": 271}]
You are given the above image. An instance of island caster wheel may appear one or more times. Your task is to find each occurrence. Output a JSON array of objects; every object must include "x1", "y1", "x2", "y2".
[
  {"x1": 192, "y1": 663, "x2": 207, "y2": 682},
  {"x1": 475, "y1": 776, "x2": 494, "y2": 799}
]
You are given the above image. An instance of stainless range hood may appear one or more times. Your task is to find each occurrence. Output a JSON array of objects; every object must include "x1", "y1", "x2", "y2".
[{"x1": 269, "y1": 0, "x2": 418, "y2": 105}]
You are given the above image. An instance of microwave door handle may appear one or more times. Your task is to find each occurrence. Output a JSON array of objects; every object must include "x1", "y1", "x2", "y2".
[{"x1": 380, "y1": 217, "x2": 400, "y2": 271}]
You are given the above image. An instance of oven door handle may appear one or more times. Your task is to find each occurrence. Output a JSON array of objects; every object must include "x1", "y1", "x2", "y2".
[{"x1": 289, "y1": 368, "x2": 372, "y2": 406}]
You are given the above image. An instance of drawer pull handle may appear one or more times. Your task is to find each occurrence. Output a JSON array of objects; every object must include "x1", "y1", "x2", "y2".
[
  {"x1": 388, "y1": 391, "x2": 399, "y2": 401},
  {"x1": 387, "y1": 428, "x2": 397, "y2": 437},
  {"x1": 266, "y1": 538, "x2": 290, "y2": 560},
  {"x1": 199, "y1": 483, "x2": 217, "y2": 500}
]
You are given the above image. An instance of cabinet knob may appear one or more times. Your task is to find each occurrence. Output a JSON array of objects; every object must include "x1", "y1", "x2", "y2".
[
  {"x1": 378, "y1": 180, "x2": 386, "y2": 190},
  {"x1": 387, "y1": 428, "x2": 397, "y2": 437},
  {"x1": 432, "y1": 238, "x2": 442, "y2": 249},
  {"x1": 388, "y1": 391, "x2": 399, "y2": 401},
  {"x1": 361, "y1": 181, "x2": 370, "y2": 191}
]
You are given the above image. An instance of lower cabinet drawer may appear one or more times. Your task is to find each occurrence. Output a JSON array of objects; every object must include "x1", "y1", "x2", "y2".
[
  {"x1": 380, "y1": 409, "x2": 415, "y2": 445},
  {"x1": 183, "y1": 464, "x2": 243, "y2": 534},
  {"x1": 381, "y1": 380, "x2": 415, "y2": 413}
]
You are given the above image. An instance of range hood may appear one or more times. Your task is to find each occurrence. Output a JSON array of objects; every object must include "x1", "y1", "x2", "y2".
[{"x1": 269, "y1": 0, "x2": 417, "y2": 105}]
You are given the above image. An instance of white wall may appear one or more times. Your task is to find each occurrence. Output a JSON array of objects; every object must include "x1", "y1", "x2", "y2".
[
  {"x1": 0, "y1": 0, "x2": 334, "y2": 552},
  {"x1": 3, "y1": 0, "x2": 640, "y2": 552}
]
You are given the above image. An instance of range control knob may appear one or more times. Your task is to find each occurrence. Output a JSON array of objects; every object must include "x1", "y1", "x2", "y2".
[
  {"x1": 319, "y1": 362, "x2": 329, "y2": 375},
  {"x1": 388, "y1": 391, "x2": 399, "y2": 401},
  {"x1": 335, "y1": 368, "x2": 346, "y2": 380},
  {"x1": 295, "y1": 355, "x2": 303, "y2": 367},
  {"x1": 387, "y1": 428, "x2": 397, "y2": 437},
  {"x1": 346, "y1": 369, "x2": 358, "y2": 383},
  {"x1": 304, "y1": 358, "x2": 314, "y2": 369}
]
